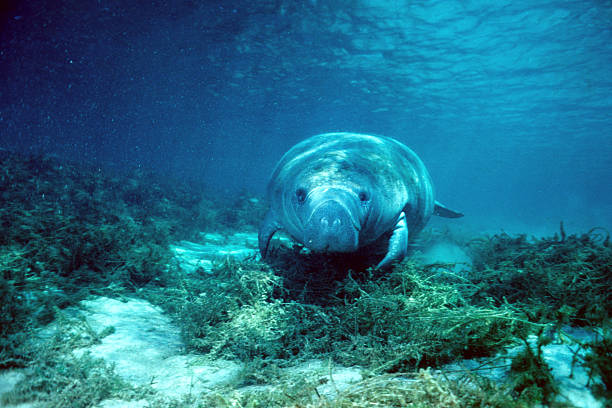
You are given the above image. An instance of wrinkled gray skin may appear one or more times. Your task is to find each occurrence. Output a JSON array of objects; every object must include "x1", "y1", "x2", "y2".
[{"x1": 259, "y1": 133, "x2": 463, "y2": 268}]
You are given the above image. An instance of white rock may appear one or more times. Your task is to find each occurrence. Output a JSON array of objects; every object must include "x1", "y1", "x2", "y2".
[
  {"x1": 171, "y1": 232, "x2": 261, "y2": 274},
  {"x1": 420, "y1": 241, "x2": 473, "y2": 275},
  {"x1": 77, "y1": 297, "x2": 242, "y2": 399},
  {"x1": 98, "y1": 399, "x2": 148, "y2": 408},
  {"x1": 0, "y1": 370, "x2": 26, "y2": 396}
]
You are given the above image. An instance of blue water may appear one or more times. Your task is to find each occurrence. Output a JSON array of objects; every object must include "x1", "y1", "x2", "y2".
[{"x1": 1, "y1": 0, "x2": 611, "y2": 235}]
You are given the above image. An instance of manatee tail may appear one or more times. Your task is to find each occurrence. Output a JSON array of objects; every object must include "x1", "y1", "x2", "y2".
[{"x1": 434, "y1": 201, "x2": 464, "y2": 218}]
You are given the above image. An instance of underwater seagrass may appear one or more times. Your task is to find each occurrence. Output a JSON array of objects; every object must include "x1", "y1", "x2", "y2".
[
  {"x1": 0, "y1": 152, "x2": 195, "y2": 368},
  {"x1": 3, "y1": 152, "x2": 611, "y2": 407}
]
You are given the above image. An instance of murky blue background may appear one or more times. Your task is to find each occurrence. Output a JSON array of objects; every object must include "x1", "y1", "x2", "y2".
[{"x1": 1, "y1": 0, "x2": 611, "y2": 235}]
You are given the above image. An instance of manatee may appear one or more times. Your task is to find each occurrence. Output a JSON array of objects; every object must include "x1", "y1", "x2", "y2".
[{"x1": 259, "y1": 132, "x2": 463, "y2": 268}]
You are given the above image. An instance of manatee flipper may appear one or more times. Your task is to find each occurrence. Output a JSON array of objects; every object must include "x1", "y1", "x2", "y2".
[
  {"x1": 258, "y1": 210, "x2": 281, "y2": 258},
  {"x1": 376, "y1": 211, "x2": 408, "y2": 269},
  {"x1": 434, "y1": 201, "x2": 464, "y2": 218}
]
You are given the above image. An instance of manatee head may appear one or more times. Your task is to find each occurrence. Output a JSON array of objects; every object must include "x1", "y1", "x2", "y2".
[
  {"x1": 294, "y1": 185, "x2": 366, "y2": 252},
  {"x1": 275, "y1": 160, "x2": 375, "y2": 253}
]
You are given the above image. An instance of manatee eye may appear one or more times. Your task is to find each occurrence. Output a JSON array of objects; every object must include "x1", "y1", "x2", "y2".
[
  {"x1": 295, "y1": 188, "x2": 307, "y2": 204},
  {"x1": 358, "y1": 191, "x2": 370, "y2": 202}
]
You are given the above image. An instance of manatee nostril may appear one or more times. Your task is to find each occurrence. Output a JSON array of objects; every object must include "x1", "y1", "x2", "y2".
[{"x1": 320, "y1": 217, "x2": 342, "y2": 230}]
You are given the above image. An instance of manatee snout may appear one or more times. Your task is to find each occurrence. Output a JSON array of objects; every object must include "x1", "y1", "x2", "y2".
[{"x1": 303, "y1": 199, "x2": 359, "y2": 252}]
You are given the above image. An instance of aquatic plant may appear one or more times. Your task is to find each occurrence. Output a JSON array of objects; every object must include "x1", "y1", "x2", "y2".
[
  {"x1": 0, "y1": 152, "x2": 187, "y2": 367},
  {"x1": 142, "y1": 224, "x2": 611, "y2": 406},
  {"x1": 181, "y1": 368, "x2": 538, "y2": 408},
  {"x1": 583, "y1": 330, "x2": 612, "y2": 403},
  {"x1": 144, "y1": 247, "x2": 529, "y2": 375},
  {"x1": 211, "y1": 192, "x2": 268, "y2": 232},
  {"x1": 466, "y1": 226, "x2": 612, "y2": 327},
  {"x1": 509, "y1": 329, "x2": 557, "y2": 405},
  {"x1": 3, "y1": 152, "x2": 610, "y2": 406}
]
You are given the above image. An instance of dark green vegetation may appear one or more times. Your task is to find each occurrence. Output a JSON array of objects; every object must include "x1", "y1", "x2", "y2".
[
  {"x1": 152, "y1": 256, "x2": 526, "y2": 370},
  {"x1": 583, "y1": 331, "x2": 612, "y2": 403},
  {"x1": 1, "y1": 152, "x2": 610, "y2": 407},
  {"x1": 0, "y1": 152, "x2": 264, "y2": 369},
  {"x1": 467, "y1": 226, "x2": 611, "y2": 328}
]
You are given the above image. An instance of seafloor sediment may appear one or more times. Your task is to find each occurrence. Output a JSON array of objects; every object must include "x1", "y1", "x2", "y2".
[{"x1": 0, "y1": 153, "x2": 610, "y2": 407}]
